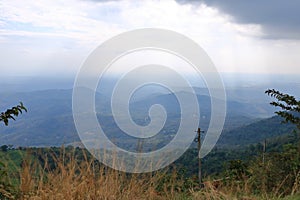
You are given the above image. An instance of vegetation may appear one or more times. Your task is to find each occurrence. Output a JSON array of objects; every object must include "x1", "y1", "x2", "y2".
[
  {"x1": 0, "y1": 103, "x2": 26, "y2": 199},
  {"x1": 0, "y1": 89, "x2": 300, "y2": 199},
  {"x1": 266, "y1": 89, "x2": 300, "y2": 129},
  {"x1": 0, "y1": 102, "x2": 27, "y2": 126},
  {"x1": 0, "y1": 143, "x2": 298, "y2": 199}
]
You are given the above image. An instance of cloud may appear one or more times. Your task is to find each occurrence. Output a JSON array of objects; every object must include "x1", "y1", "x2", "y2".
[
  {"x1": 0, "y1": 0, "x2": 300, "y2": 76},
  {"x1": 0, "y1": 0, "x2": 124, "y2": 45},
  {"x1": 177, "y1": 0, "x2": 300, "y2": 40}
]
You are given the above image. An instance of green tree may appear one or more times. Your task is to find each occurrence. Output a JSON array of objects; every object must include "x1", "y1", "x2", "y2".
[
  {"x1": 0, "y1": 145, "x2": 8, "y2": 152},
  {"x1": 264, "y1": 89, "x2": 300, "y2": 195},
  {"x1": 265, "y1": 89, "x2": 300, "y2": 129},
  {"x1": 0, "y1": 102, "x2": 27, "y2": 199},
  {"x1": 226, "y1": 159, "x2": 249, "y2": 181},
  {"x1": 0, "y1": 102, "x2": 27, "y2": 126}
]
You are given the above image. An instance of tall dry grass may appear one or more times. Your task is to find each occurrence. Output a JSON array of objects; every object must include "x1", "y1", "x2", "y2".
[
  {"x1": 2, "y1": 147, "x2": 299, "y2": 200},
  {"x1": 17, "y1": 148, "x2": 191, "y2": 200}
]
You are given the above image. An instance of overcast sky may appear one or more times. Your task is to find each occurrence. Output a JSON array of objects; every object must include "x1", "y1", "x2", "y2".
[{"x1": 1, "y1": 0, "x2": 300, "y2": 76}]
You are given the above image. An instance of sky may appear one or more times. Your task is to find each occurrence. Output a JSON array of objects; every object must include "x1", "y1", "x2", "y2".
[{"x1": 1, "y1": 0, "x2": 300, "y2": 77}]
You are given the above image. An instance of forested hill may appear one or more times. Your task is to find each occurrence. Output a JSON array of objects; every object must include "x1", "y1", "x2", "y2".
[{"x1": 218, "y1": 115, "x2": 297, "y2": 147}]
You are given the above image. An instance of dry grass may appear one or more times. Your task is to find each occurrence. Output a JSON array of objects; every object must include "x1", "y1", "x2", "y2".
[
  {"x1": 17, "y1": 149, "x2": 189, "y2": 200},
  {"x1": 191, "y1": 178, "x2": 259, "y2": 200},
  {"x1": 1, "y1": 148, "x2": 300, "y2": 200}
]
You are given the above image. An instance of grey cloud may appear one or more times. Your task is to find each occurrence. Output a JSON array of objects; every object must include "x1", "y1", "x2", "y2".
[{"x1": 177, "y1": 0, "x2": 300, "y2": 40}]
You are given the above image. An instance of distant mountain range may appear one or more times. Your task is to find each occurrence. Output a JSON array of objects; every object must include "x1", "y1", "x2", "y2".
[{"x1": 0, "y1": 88, "x2": 291, "y2": 149}]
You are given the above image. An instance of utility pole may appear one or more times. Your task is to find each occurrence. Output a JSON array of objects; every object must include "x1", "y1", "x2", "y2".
[
  {"x1": 262, "y1": 139, "x2": 267, "y2": 193},
  {"x1": 195, "y1": 128, "x2": 205, "y2": 188},
  {"x1": 262, "y1": 139, "x2": 267, "y2": 165}
]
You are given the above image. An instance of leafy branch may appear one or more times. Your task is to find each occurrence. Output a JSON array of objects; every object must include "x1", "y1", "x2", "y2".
[
  {"x1": 265, "y1": 89, "x2": 300, "y2": 129},
  {"x1": 0, "y1": 102, "x2": 27, "y2": 126}
]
